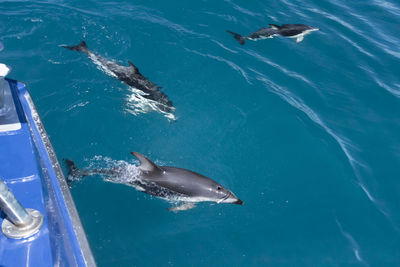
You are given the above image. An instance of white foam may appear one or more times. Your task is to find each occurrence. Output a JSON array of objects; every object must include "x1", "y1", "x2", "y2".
[
  {"x1": 66, "y1": 101, "x2": 89, "y2": 112},
  {"x1": 89, "y1": 52, "x2": 118, "y2": 79},
  {"x1": 125, "y1": 86, "x2": 176, "y2": 121},
  {"x1": 168, "y1": 202, "x2": 196, "y2": 212},
  {"x1": 0, "y1": 64, "x2": 9, "y2": 77}
]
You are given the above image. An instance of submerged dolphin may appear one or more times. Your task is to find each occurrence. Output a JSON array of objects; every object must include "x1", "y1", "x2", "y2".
[
  {"x1": 65, "y1": 152, "x2": 242, "y2": 211},
  {"x1": 227, "y1": 24, "x2": 319, "y2": 45},
  {"x1": 63, "y1": 41, "x2": 175, "y2": 118}
]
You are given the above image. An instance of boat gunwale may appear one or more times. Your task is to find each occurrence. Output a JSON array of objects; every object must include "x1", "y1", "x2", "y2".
[{"x1": 9, "y1": 79, "x2": 96, "y2": 266}]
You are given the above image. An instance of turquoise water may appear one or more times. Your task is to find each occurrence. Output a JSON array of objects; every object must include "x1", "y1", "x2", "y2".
[{"x1": 2, "y1": 0, "x2": 400, "y2": 265}]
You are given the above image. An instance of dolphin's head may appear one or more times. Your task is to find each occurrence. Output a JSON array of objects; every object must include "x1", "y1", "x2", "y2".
[
  {"x1": 169, "y1": 170, "x2": 243, "y2": 205},
  {"x1": 199, "y1": 180, "x2": 243, "y2": 205},
  {"x1": 217, "y1": 187, "x2": 243, "y2": 205},
  {"x1": 307, "y1": 25, "x2": 319, "y2": 32}
]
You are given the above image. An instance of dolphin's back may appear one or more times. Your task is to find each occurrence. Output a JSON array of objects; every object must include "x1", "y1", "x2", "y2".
[
  {"x1": 248, "y1": 27, "x2": 278, "y2": 39},
  {"x1": 139, "y1": 166, "x2": 218, "y2": 197},
  {"x1": 102, "y1": 60, "x2": 173, "y2": 110},
  {"x1": 278, "y1": 24, "x2": 311, "y2": 36}
]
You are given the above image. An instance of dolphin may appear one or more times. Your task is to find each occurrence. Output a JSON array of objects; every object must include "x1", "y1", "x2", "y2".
[
  {"x1": 63, "y1": 41, "x2": 175, "y2": 119},
  {"x1": 227, "y1": 24, "x2": 319, "y2": 45},
  {"x1": 65, "y1": 152, "x2": 242, "y2": 211}
]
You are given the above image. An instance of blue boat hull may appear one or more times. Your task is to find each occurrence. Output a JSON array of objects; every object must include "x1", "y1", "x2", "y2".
[{"x1": 0, "y1": 79, "x2": 95, "y2": 266}]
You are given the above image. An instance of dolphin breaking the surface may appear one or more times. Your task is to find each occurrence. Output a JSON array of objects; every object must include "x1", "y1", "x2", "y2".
[
  {"x1": 65, "y1": 152, "x2": 242, "y2": 211},
  {"x1": 63, "y1": 41, "x2": 175, "y2": 120},
  {"x1": 227, "y1": 24, "x2": 319, "y2": 45}
]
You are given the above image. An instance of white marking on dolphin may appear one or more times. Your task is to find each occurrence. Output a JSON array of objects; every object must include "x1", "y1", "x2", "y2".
[
  {"x1": 64, "y1": 152, "x2": 243, "y2": 211},
  {"x1": 227, "y1": 24, "x2": 319, "y2": 45},
  {"x1": 62, "y1": 41, "x2": 175, "y2": 120}
]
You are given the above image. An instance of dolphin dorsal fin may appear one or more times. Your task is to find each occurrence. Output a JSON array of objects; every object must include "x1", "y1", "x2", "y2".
[
  {"x1": 128, "y1": 60, "x2": 140, "y2": 73},
  {"x1": 269, "y1": 24, "x2": 280, "y2": 30},
  {"x1": 131, "y1": 152, "x2": 161, "y2": 172}
]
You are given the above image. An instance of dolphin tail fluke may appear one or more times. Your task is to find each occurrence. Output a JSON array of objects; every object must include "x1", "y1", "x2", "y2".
[
  {"x1": 226, "y1": 30, "x2": 245, "y2": 45},
  {"x1": 64, "y1": 158, "x2": 81, "y2": 177},
  {"x1": 63, "y1": 158, "x2": 89, "y2": 185},
  {"x1": 62, "y1": 41, "x2": 89, "y2": 53}
]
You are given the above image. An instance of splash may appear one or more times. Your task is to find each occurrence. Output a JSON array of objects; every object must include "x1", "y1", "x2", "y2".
[
  {"x1": 65, "y1": 101, "x2": 89, "y2": 112},
  {"x1": 87, "y1": 156, "x2": 141, "y2": 185},
  {"x1": 124, "y1": 86, "x2": 176, "y2": 121},
  {"x1": 79, "y1": 156, "x2": 183, "y2": 202},
  {"x1": 0, "y1": 63, "x2": 10, "y2": 77}
]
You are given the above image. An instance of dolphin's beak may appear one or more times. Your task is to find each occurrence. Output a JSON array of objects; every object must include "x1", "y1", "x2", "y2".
[{"x1": 234, "y1": 199, "x2": 243, "y2": 205}]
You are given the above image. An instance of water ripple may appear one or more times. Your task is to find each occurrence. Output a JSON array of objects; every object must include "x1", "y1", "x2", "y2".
[
  {"x1": 337, "y1": 33, "x2": 375, "y2": 59},
  {"x1": 335, "y1": 219, "x2": 367, "y2": 265},
  {"x1": 100, "y1": 2, "x2": 210, "y2": 39},
  {"x1": 245, "y1": 49, "x2": 316, "y2": 88},
  {"x1": 372, "y1": 0, "x2": 400, "y2": 17},
  {"x1": 279, "y1": 0, "x2": 308, "y2": 19},
  {"x1": 211, "y1": 40, "x2": 239, "y2": 54},
  {"x1": 360, "y1": 65, "x2": 400, "y2": 98},
  {"x1": 223, "y1": 0, "x2": 263, "y2": 18},
  {"x1": 347, "y1": 11, "x2": 400, "y2": 58},
  {"x1": 251, "y1": 67, "x2": 400, "y2": 233},
  {"x1": 307, "y1": 6, "x2": 400, "y2": 59},
  {"x1": 1, "y1": 25, "x2": 41, "y2": 40},
  {"x1": 185, "y1": 48, "x2": 252, "y2": 84},
  {"x1": 204, "y1": 11, "x2": 238, "y2": 23}
]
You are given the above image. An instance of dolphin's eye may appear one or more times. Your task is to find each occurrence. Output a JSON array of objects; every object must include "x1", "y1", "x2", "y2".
[{"x1": 217, "y1": 186, "x2": 222, "y2": 190}]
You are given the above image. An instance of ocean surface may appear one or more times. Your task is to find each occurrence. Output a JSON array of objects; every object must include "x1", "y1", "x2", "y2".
[{"x1": 1, "y1": 0, "x2": 400, "y2": 266}]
